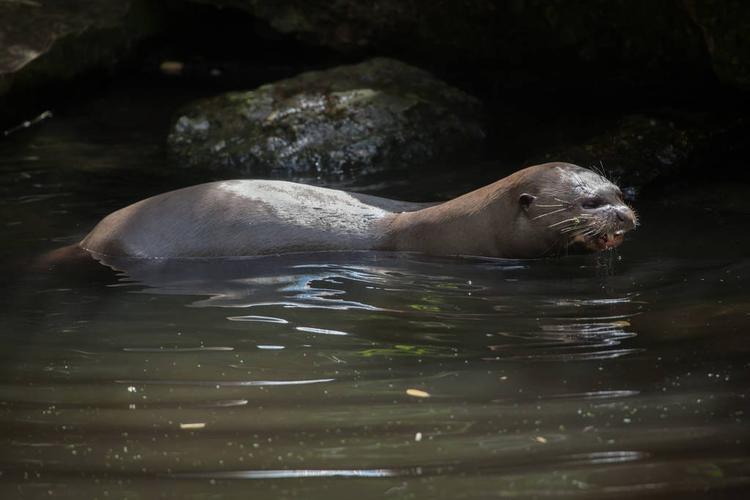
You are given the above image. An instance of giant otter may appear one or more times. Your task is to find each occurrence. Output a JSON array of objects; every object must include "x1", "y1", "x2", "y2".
[{"x1": 79, "y1": 162, "x2": 637, "y2": 260}]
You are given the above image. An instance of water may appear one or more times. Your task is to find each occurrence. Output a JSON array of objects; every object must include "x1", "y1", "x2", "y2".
[{"x1": 1, "y1": 82, "x2": 748, "y2": 499}]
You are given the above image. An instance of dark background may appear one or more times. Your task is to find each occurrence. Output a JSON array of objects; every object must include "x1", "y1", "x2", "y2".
[{"x1": 1, "y1": 0, "x2": 748, "y2": 205}]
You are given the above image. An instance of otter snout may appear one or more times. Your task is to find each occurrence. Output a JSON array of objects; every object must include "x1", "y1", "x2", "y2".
[
  {"x1": 593, "y1": 204, "x2": 636, "y2": 250},
  {"x1": 614, "y1": 205, "x2": 637, "y2": 230},
  {"x1": 575, "y1": 203, "x2": 638, "y2": 252}
]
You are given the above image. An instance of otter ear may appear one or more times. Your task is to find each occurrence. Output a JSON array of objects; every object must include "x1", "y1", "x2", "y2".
[{"x1": 519, "y1": 193, "x2": 536, "y2": 211}]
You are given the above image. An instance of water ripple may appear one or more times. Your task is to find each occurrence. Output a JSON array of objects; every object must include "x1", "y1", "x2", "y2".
[
  {"x1": 114, "y1": 378, "x2": 335, "y2": 387},
  {"x1": 296, "y1": 326, "x2": 349, "y2": 336},
  {"x1": 171, "y1": 468, "x2": 402, "y2": 479},
  {"x1": 122, "y1": 346, "x2": 234, "y2": 352}
]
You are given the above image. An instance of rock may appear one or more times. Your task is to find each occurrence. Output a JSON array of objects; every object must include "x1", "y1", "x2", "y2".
[
  {"x1": 534, "y1": 114, "x2": 748, "y2": 193},
  {"x1": 0, "y1": 0, "x2": 159, "y2": 113},
  {"x1": 192, "y1": 0, "x2": 710, "y2": 87},
  {"x1": 167, "y1": 57, "x2": 485, "y2": 177},
  {"x1": 686, "y1": 0, "x2": 750, "y2": 90}
]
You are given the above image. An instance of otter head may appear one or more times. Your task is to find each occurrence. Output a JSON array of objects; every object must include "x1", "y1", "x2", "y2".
[{"x1": 512, "y1": 162, "x2": 637, "y2": 256}]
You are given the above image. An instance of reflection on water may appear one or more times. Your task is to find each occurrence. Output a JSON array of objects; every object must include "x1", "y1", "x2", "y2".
[
  {"x1": 3, "y1": 249, "x2": 748, "y2": 498},
  {"x1": 1, "y1": 84, "x2": 749, "y2": 499}
]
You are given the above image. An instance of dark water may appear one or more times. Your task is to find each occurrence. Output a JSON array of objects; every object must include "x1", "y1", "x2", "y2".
[{"x1": 1, "y1": 84, "x2": 749, "y2": 499}]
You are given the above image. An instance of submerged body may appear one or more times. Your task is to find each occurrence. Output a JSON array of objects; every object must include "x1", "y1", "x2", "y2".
[{"x1": 80, "y1": 162, "x2": 637, "y2": 260}]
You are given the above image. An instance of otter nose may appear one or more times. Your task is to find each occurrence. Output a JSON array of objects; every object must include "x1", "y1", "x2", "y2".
[{"x1": 615, "y1": 206, "x2": 636, "y2": 229}]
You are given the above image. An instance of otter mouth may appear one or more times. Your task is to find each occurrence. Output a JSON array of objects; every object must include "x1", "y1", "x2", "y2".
[
  {"x1": 571, "y1": 229, "x2": 627, "y2": 252},
  {"x1": 594, "y1": 230, "x2": 625, "y2": 250}
]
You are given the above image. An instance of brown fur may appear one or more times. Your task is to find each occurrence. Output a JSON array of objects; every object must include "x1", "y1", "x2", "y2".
[{"x1": 78, "y1": 162, "x2": 636, "y2": 260}]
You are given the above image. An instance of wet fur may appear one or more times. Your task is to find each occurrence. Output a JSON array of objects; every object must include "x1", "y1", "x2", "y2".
[{"x1": 79, "y1": 163, "x2": 636, "y2": 260}]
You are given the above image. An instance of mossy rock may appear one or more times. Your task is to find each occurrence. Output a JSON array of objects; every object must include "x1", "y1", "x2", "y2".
[{"x1": 167, "y1": 57, "x2": 486, "y2": 177}]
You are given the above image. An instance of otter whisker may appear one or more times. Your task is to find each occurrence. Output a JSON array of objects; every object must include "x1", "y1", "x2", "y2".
[
  {"x1": 560, "y1": 223, "x2": 593, "y2": 234},
  {"x1": 542, "y1": 194, "x2": 570, "y2": 205},
  {"x1": 536, "y1": 204, "x2": 564, "y2": 208},
  {"x1": 590, "y1": 161, "x2": 611, "y2": 182},
  {"x1": 630, "y1": 207, "x2": 640, "y2": 228},
  {"x1": 548, "y1": 216, "x2": 593, "y2": 228},
  {"x1": 577, "y1": 226, "x2": 601, "y2": 238},
  {"x1": 562, "y1": 222, "x2": 597, "y2": 236},
  {"x1": 595, "y1": 161, "x2": 622, "y2": 185},
  {"x1": 532, "y1": 207, "x2": 569, "y2": 220},
  {"x1": 549, "y1": 195, "x2": 570, "y2": 203},
  {"x1": 556, "y1": 216, "x2": 595, "y2": 230}
]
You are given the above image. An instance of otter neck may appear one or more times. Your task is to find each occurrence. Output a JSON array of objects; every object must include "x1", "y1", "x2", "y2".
[{"x1": 381, "y1": 181, "x2": 516, "y2": 257}]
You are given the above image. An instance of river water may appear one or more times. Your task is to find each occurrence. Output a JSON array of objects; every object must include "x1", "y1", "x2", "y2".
[{"x1": 0, "y1": 82, "x2": 748, "y2": 499}]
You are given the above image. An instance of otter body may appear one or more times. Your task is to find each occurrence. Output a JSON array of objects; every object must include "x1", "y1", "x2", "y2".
[
  {"x1": 80, "y1": 163, "x2": 637, "y2": 260},
  {"x1": 81, "y1": 180, "x2": 422, "y2": 258}
]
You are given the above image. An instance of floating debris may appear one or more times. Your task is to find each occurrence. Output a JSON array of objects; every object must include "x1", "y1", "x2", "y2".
[
  {"x1": 406, "y1": 389, "x2": 430, "y2": 398},
  {"x1": 160, "y1": 60, "x2": 184, "y2": 76},
  {"x1": 179, "y1": 423, "x2": 206, "y2": 430}
]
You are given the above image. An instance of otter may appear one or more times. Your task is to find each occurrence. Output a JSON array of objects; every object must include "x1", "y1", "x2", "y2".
[{"x1": 78, "y1": 162, "x2": 637, "y2": 260}]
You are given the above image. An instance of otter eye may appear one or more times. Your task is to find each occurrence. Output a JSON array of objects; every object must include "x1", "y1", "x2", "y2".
[{"x1": 581, "y1": 197, "x2": 604, "y2": 209}]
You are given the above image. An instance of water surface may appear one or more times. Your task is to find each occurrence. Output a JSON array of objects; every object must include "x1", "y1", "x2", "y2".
[{"x1": 1, "y1": 83, "x2": 748, "y2": 499}]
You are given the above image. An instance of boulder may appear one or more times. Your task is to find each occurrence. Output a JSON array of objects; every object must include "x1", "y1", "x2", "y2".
[
  {"x1": 533, "y1": 114, "x2": 748, "y2": 193},
  {"x1": 0, "y1": 0, "x2": 159, "y2": 119},
  {"x1": 686, "y1": 0, "x2": 750, "y2": 90},
  {"x1": 192, "y1": 0, "x2": 711, "y2": 86},
  {"x1": 167, "y1": 57, "x2": 485, "y2": 177}
]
